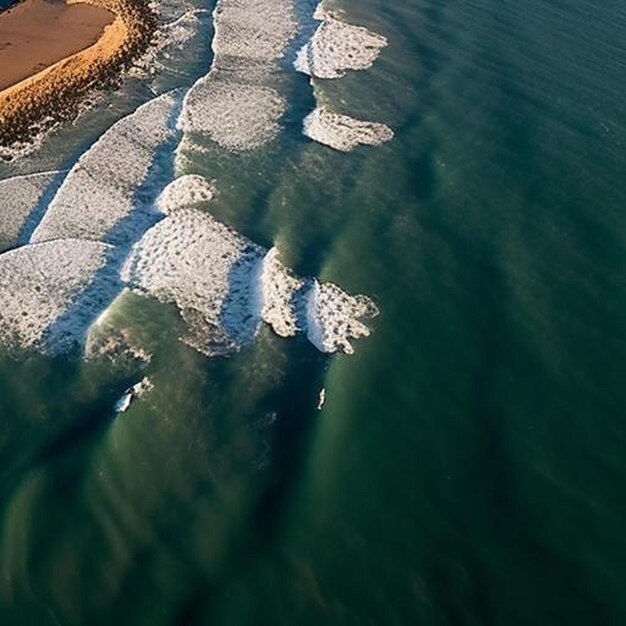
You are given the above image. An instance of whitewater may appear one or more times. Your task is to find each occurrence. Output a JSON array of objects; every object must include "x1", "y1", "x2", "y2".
[{"x1": 0, "y1": 0, "x2": 393, "y2": 360}]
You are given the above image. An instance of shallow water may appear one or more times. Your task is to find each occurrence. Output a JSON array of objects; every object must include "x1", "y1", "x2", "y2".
[{"x1": 1, "y1": 0, "x2": 626, "y2": 624}]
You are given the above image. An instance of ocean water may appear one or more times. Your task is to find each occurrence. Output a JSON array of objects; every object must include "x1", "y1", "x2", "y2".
[{"x1": 1, "y1": 0, "x2": 626, "y2": 624}]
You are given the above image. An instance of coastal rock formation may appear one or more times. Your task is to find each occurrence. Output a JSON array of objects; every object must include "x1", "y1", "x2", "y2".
[{"x1": 303, "y1": 107, "x2": 393, "y2": 152}]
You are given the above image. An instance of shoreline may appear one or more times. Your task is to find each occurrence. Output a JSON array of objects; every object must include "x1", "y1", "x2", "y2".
[
  {"x1": 0, "y1": 0, "x2": 20, "y2": 13},
  {"x1": 0, "y1": 0, "x2": 157, "y2": 149},
  {"x1": 0, "y1": 0, "x2": 115, "y2": 91}
]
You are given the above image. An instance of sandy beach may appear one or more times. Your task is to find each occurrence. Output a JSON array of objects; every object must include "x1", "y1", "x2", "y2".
[
  {"x1": 0, "y1": 0, "x2": 114, "y2": 91},
  {"x1": 0, "y1": 0, "x2": 155, "y2": 147}
]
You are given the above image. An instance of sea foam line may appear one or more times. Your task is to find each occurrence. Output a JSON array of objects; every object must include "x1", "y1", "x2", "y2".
[
  {"x1": 294, "y1": 3, "x2": 388, "y2": 79},
  {"x1": 29, "y1": 90, "x2": 183, "y2": 247},
  {"x1": 0, "y1": 0, "x2": 382, "y2": 358},
  {"x1": 0, "y1": 91, "x2": 184, "y2": 354},
  {"x1": 118, "y1": 180, "x2": 377, "y2": 357},
  {"x1": 0, "y1": 99, "x2": 377, "y2": 358},
  {"x1": 293, "y1": 0, "x2": 393, "y2": 151},
  {"x1": 0, "y1": 169, "x2": 67, "y2": 251},
  {"x1": 177, "y1": 0, "x2": 298, "y2": 151}
]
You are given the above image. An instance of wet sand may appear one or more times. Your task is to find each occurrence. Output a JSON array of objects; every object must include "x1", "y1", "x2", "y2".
[{"x1": 0, "y1": 0, "x2": 114, "y2": 90}]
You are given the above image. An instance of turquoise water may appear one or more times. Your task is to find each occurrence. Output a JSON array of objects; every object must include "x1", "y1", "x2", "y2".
[{"x1": 1, "y1": 0, "x2": 626, "y2": 624}]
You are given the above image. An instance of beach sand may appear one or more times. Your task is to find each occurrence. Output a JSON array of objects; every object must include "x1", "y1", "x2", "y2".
[
  {"x1": 0, "y1": 0, "x2": 155, "y2": 148},
  {"x1": 0, "y1": 0, "x2": 114, "y2": 91}
]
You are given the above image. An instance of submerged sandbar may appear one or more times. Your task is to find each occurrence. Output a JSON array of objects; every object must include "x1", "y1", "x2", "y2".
[{"x1": 0, "y1": 0, "x2": 114, "y2": 90}]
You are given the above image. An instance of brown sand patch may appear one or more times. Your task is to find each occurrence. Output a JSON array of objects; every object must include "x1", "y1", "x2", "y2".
[
  {"x1": 0, "y1": 0, "x2": 115, "y2": 90},
  {"x1": 0, "y1": 0, "x2": 156, "y2": 149}
]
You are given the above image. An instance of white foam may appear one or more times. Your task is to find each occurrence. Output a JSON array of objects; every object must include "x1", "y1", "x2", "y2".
[
  {"x1": 121, "y1": 208, "x2": 264, "y2": 355},
  {"x1": 150, "y1": 0, "x2": 208, "y2": 25},
  {"x1": 293, "y1": 2, "x2": 394, "y2": 151},
  {"x1": 0, "y1": 170, "x2": 376, "y2": 356},
  {"x1": 305, "y1": 280, "x2": 377, "y2": 354},
  {"x1": 155, "y1": 174, "x2": 216, "y2": 214},
  {"x1": 179, "y1": 79, "x2": 286, "y2": 151},
  {"x1": 178, "y1": 0, "x2": 297, "y2": 151},
  {"x1": 257, "y1": 247, "x2": 305, "y2": 338},
  {"x1": 294, "y1": 11, "x2": 388, "y2": 79},
  {"x1": 0, "y1": 239, "x2": 117, "y2": 353},
  {"x1": 303, "y1": 106, "x2": 394, "y2": 151},
  {"x1": 120, "y1": 195, "x2": 376, "y2": 356},
  {"x1": 130, "y1": 9, "x2": 213, "y2": 90},
  {"x1": 211, "y1": 0, "x2": 297, "y2": 64},
  {"x1": 0, "y1": 171, "x2": 62, "y2": 250},
  {"x1": 0, "y1": 0, "x2": 385, "y2": 359},
  {"x1": 317, "y1": 387, "x2": 325, "y2": 410},
  {"x1": 30, "y1": 91, "x2": 182, "y2": 246},
  {"x1": 114, "y1": 376, "x2": 154, "y2": 412}
]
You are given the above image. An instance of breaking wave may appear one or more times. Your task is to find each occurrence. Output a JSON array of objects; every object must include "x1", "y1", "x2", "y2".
[
  {"x1": 178, "y1": 0, "x2": 297, "y2": 151},
  {"x1": 0, "y1": 0, "x2": 390, "y2": 358},
  {"x1": 294, "y1": 1, "x2": 393, "y2": 151}
]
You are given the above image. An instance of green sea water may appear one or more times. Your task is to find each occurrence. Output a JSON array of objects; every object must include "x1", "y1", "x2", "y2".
[{"x1": 1, "y1": 0, "x2": 626, "y2": 624}]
